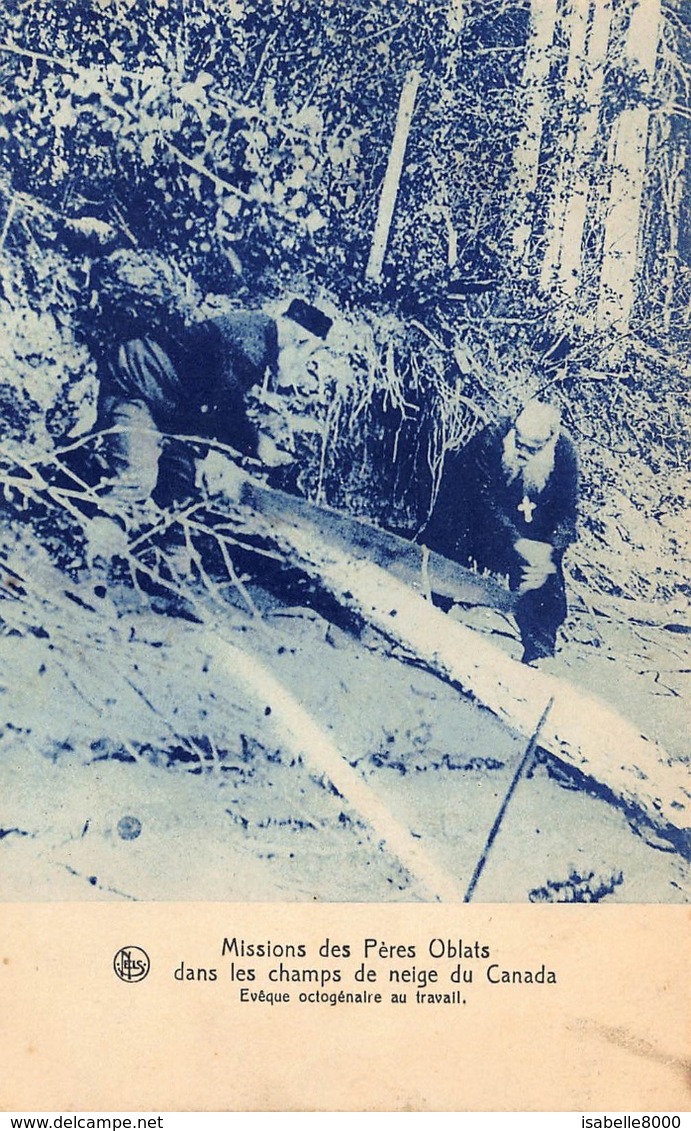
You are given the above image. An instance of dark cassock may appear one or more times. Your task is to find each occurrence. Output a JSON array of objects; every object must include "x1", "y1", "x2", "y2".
[{"x1": 423, "y1": 401, "x2": 579, "y2": 664}]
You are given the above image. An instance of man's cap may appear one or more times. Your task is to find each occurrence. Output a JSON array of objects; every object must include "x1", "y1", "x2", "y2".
[{"x1": 284, "y1": 298, "x2": 333, "y2": 340}]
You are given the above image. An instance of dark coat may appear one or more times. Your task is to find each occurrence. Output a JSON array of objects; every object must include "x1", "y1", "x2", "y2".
[
  {"x1": 97, "y1": 311, "x2": 279, "y2": 459},
  {"x1": 424, "y1": 419, "x2": 579, "y2": 575}
]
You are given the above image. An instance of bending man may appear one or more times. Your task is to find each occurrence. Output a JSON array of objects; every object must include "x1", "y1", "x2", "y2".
[{"x1": 424, "y1": 400, "x2": 579, "y2": 664}]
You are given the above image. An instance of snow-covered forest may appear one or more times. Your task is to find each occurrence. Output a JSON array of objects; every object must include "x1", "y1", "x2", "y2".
[{"x1": 0, "y1": 0, "x2": 688, "y2": 903}]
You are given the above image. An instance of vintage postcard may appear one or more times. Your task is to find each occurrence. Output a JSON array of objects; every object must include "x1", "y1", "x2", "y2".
[{"x1": 0, "y1": 0, "x2": 689, "y2": 1113}]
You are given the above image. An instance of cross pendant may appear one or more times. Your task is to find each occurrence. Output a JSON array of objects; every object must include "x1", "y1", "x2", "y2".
[{"x1": 518, "y1": 495, "x2": 536, "y2": 523}]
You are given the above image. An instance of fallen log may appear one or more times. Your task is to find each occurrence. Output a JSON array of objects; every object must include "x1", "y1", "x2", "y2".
[
  {"x1": 230, "y1": 476, "x2": 691, "y2": 857},
  {"x1": 12, "y1": 462, "x2": 688, "y2": 860}
]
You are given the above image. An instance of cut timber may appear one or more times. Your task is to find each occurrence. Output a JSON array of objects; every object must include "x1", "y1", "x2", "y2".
[{"x1": 232, "y1": 477, "x2": 691, "y2": 856}]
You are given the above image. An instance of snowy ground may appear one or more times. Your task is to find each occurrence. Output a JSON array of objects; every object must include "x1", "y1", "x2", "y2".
[{"x1": 1, "y1": 549, "x2": 688, "y2": 904}]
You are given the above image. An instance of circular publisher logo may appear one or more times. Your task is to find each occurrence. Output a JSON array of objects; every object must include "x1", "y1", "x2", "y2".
[
  {"x1": 117, "y1": 815, "x2": 142, "y2": 840},
  {"x1": 113, "y1": 946, "x2": 150, "y2": 983}
]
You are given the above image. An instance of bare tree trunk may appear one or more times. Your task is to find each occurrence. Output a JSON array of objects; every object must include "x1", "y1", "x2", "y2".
[
  {"x1": 281, "y1": 522, "x2": 689, "y2": 852},
  {"x1": 553, "y1": 0, "x2": 613, "y2": 299},
  {"x1": 542, "y1": 0, "x2": 615, "y2": 303},
  {"x1": 597, "y1": 0, "x2": 662, "y2": 329},
  {"x1": 511, "y1": 0, "x2": 559, "y2": 263},
  {"x1": 447, "y1": 0, "x2": 466, "y2": 35},
  {"x1": 660, "y1": 143, "x2": 685, "y2": 336},
  {"x1": 366, "y1": 69, "x2": 421, "y2": 284},
  {"x1": 540, "y1": 0, "x2": 590, "y2": 291},
  {"x1": 234, "y1": 476, "x2": 690, "y2": 853}
]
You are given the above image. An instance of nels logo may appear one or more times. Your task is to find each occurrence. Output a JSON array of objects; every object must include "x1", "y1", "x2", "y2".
[{"x1": 113, "y1": 946, "x2": 151, "y2": 983}]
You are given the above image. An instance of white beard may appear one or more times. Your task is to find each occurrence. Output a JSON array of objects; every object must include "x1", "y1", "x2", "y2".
[{"x1": 502, "y1": 429, "x2": 557, "y2": 494}]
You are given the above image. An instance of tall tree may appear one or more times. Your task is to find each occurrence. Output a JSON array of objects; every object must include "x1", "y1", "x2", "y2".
[
  {"x1": 596, "y1": 0, "x2": 662, "y2": 329},
  {"x1": 540, "y1": 0, "x2": 614, "y2": 300},
  {"x1": 555, "y1": 0, "x2": 614, "y2": 305},
  {"x1": 510, "y1": 0, "x2": 559, "y2": 263}
]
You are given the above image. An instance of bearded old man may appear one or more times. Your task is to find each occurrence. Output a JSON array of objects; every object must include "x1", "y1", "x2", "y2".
[{"x1": 423, "y1": 401, "x2": 579, "y2": 664}]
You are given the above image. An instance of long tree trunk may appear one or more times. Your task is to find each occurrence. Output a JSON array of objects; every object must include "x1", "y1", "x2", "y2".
[
  {"x1": 596, "y1": 0, "x2": 662, "y2": 329},
  {"x1": 553, "y1": 0, "x2": 613, "y2": 299},
  {"x1": 511, "y1": 0, "x2": 559, "y2": 263},
  {"x1": 539, "y1": 0, "x2": 591, "y2": 291},
  {"x1": 660, "y1": 143, "x2": 685, "y2": 336},
  {"x1": 447, "y1": 0, "x2": 466, "y2": 35},
  {"x1": 236, "y1": 475, "x2": 691, "y2": 855}
]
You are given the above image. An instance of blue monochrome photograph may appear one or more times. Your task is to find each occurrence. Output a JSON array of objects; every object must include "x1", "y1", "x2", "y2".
[{"x1": 0, "y1": 0, "x2": 688, "y2": 903}]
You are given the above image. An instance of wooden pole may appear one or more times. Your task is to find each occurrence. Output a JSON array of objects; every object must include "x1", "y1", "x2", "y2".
[
  {"x1": 464, "y1": 697, "x2": 554, "y2": 902},
  {"x1": 366, "y1": 69, "x2": 421, "y2": 284}
]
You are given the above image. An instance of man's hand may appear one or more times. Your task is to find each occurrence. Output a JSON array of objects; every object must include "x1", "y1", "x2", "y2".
[
  {"x1": 515, "y1": 537, "x2": 553, "y2": 565},
  {"x1": 85, "y1": 515, "x2": 130, "y2": 567},
  {"x1": 514, "y1": 538, "x2": 556, "y2": 593},
  {"x1": 197, "y1": 450, "x2": 246, "y2": 499},
  {"x1": 257, "y1": 433, "x2": 293, "y2": 468},
  {"x1": 518, "y1": 561, "x2": 555, "y2": 593}
]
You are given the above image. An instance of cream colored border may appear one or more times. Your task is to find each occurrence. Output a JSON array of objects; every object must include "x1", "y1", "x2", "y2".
[
  {"x1": 2, "y1": 902, "x2": 689, "y2": 1111},
  {"x1": 2, "y1": 0, "x2": 689, "y2": 1116}
]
